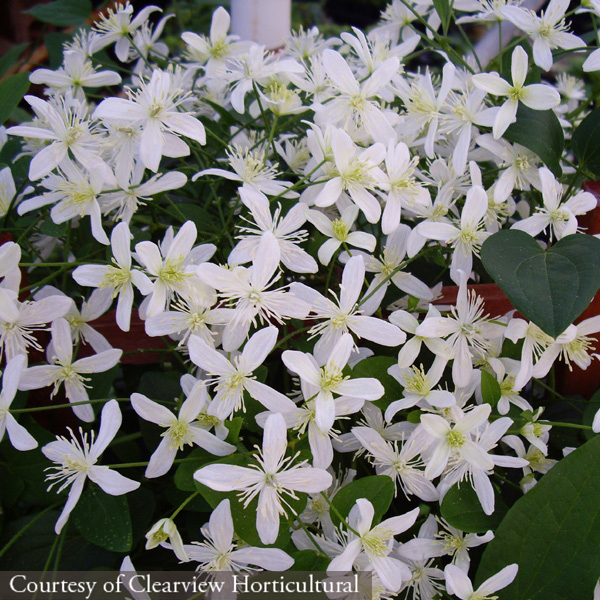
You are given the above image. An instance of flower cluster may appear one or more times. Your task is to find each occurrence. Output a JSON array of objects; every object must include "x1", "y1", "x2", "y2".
[{"x1": 1, "y1": 0, "x2": 600, "y2": 597}]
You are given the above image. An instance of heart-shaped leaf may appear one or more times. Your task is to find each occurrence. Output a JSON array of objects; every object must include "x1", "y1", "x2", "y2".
[{"x1": 481, "y1": 230, "x2": 600, "y2": 337}]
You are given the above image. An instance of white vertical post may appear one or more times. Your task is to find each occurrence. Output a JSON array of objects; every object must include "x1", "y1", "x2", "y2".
[{"x1": 230, "y1": 0, "x2": 292, "y2": 50}]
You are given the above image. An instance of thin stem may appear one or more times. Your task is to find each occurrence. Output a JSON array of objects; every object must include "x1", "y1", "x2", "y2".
[
  {"x1": 319, "y1": 492, "x2": 361, "y2": 537},
  {"x1": 170, "y1": 490, "x2": 201, "y2": 519},
  {"x1": 541, "y1": 420, "x2": 593, "y2": 431}
]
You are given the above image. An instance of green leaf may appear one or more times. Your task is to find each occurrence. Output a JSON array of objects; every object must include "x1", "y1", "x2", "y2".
[
  {"x1": 441, "y1": 482, "x2": 507, "y2": 533},
  {"x1": 72, "y1": 485, "x2": 133, "y2": 552},
  {"x1": 480, "y1": 370, "x2": 501, "y2": 407},
  {"x1": 481, "y1": 230, "x2": 600, "y2": 337},
  {"x1": 0, "y1": 72, "x2": 30, "y2": 126},
  {"x1": 174, "y1": 448, "x2": 219, "y2": 492},
  {"x1": 25, "y1": 0, "x2": 92, "y2": 26},
  {"x1": 0, "y1": 44, "x2": 29, "y2": 78},
  {"x1": 45, "y1": 33, "x2": 73, "y2": 69},
  {"x1": 290, "y1": 549, "x2": 331, "y2": 571},
  {"x1": 476, "y1": 434, "x2": 600, "y2": 599},
  {"x1": 351, "y1": 356, "x2": 402, "y2": 411},
  {"x1": 503, "y1": 103, "x2": 564, "y2": 177},
  {"x1": 432, "y1": 0, "x2": 452, "y2": 35},
  {"x1": 572, "y1": 107, "x2": 600, "y2": 177},
  {"x1": 331, "y1": 475, "x2": 394, "y2": 528}
]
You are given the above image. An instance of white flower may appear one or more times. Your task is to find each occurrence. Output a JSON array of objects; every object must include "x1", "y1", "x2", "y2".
[
  {"x1": 282, "y1": 332, "x2": 383, "y2": 431},
  {"x1": 184, "y1": 499, "x2": 294, "y2": 570},
  {"x1": 415, "y1": 271, "x2": 504, "y2": 386},
  {"x1": 146, "y1": 518, "x2": 188, "y2": 562},
  {"x1": 17, "y1": 158, "x2": 113, "y2": 245},
  {"x1": 93, "y1": 69, "x2": 206, "y2": 172},
  {"x1": 290, "y1": 255, "x2": 406, "y2": 363},
  {"x1": 444, "y1": 563, "x2": 518, "y2": 599},
  {"x1": 501, "y1": 0, "x2": 585, "y2": 71},
  {"x1": 90, "y1": 2, "x2": 162, "y2": 62},
  {"x1": 73, "y1": 221, "x2": 153, "y2": 331},
  {"x1": 313, "y1": 128, "x2": 386, "y2": 224},
  {"x1": 0, "y1": 355, "x2": 38, "y2": 451},
  {"x1": 19, "y1": 318, "x2": 122, "y2": 422},
  {"x1": 0, "y1": 291, "x2": 72, "y2": 362},
  {"x1": 188, "y1": 326, "x2": 292, "y2": 420},
  {"x1": 306, "y1": 204, "x2": 376, "y2": 266},
  {"x1": 42, "y1": 399, "x2": 140, "y2": 533},
  {"x1": 182, "y1": 7, "x2": 249, "y2": 77},
  {"x1": 419, "y1": 404, "x2": 494, "y2": 480},
  {"x1": 136, "y1": 221, "x2": 213, "y2": 318},
  {"x1": 315, "y1": 49, "x2": 399, "y2": 143},
  {"x1": 131, "y1": 392, "x2": 235, "y2": 478},
  {"x1": 196, "y1": 231, "x2": 309, "y2": 351},
  {"x1": 7, "y1": 96, "x2": 105, "y2": 181},
  {"x1": 194, "y1": 413, "x2": 332, "y2": 545},
  {"x1": 352, "y1": 426, "x2": 438, "y2": 501},
  {"x1": 472, "y1": 46, "x2": 560, "y2": 138},
  {"x1": 29, "y1": 50, "x2": 121, "y2": 101},
  {"x1": 511, "y1": 166, "x2": 596, "y2": 240},
  {"x1": 327, "y1": 498, "x2": 420, "y2": 593},
  {"x1": 229, "y1": 187, "x2": 317, "y2": 273}
]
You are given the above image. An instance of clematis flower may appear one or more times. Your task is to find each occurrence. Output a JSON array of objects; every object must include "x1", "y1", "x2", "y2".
[
  {"x1": 194, "y1": 413, "x2": 333, "y2": 545},
  {"x1": 501, "y1": 0, "x2": 584, "y2": 71},
  {"x1": 290, "y1": 255, "x2": 406, "y2": 363},
  {"x1": 0, "y1": 355, "x2": 38, "y2": 451},
  {"x1": 327, "y1": 498, "x2": 420, "y2": 593},
  {"x1": 196, "y1": 231, "x2": 309, "y2": 351},
  {"x1": 73, "y1": 221, "x2": 153, "y2": 331},
  {"x1": 444, "y1": 563, "x2": 518, "y2": 599},
  {"x1": 90, "y1": 2, "x2": 162, "y2": 62},
  {"x1": 42, "y1": 399, "x2": 140, "y2": 533},
  {"x1": 182, "y1": 7, "x2": 249, "y2": 77},
  {"x1": 29, "y1": 50, "x2": 121, "y2": 101},
  {"x1": 145, "y1": 518, "x2": 188, "y2": 562},
  {"x1": 306, "y1": 204, "x2": 376, "y2": 266},
  {"x1": 472, "y1": 46, "x2": 560, "y2": 139},
  {"x1": 419, "y1": 403, "x2": 494, "y2": 480},
  {"x1": 282, "y1": 332, "x2": 384, "y2": 431},
  {"x1": 511, "y1": 166, "x2": 596, "y2": 240},
  {"x1": 313, "y1": 128, "x2": 386, "y2": 224},
  {"x1": 136, "y1": 221, "x2": 214, "y2": 318},
  {"x1": 131, "y1": 392, "x2": 236, "y2": 478},
  {"x1": 183, "y1": 499, "x2": 294, "y2": 570},
  {"x1": 188, "y1": 326, "x2": 292, "y2": 420},
  {"x1": 93, "y1": 68, "x2": 206, "y2": 172},
  {"x1": 18, "y1": 318, "x2": 122, "y2": 422}
]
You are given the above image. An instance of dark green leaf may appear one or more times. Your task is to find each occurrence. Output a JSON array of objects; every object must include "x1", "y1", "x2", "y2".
[
  {"x1": 504, "y1": 104, "x2": 564, "y2": 177},
  {"x1": 432, "y1": 0, "x2": 452, "y2": 35},
  {"x1": 45, "y1": 33, "x2": 72, "y2": 69},
  {"x1": 480, "y1": 370, "x2": 501, "y2": 407},
  {"x1": 351, "y1": 356, "x2": 402, "y2": 411},
  {"x1": 0, "y1": 44, "x2": 29, "y2": 78},
  {"x1": 72, "y1": 485, "x2": 133, "y2": 552},
  {"x1": 25, "y1": 0, "x2": 92, "y2": 27},
  {"x1": 290, "y1": 550, "x2": 331, "y2": 571},
  {"x1": 573, "y1": 107, "x2": 600, "y2": 177},
  {"x1": 39, "y1": 218, "x2": 68, "y2": 238},
  {"x1": 138, "y1": 370, "x2": 181, "y2": 402},
  {"x1": 476, "y1": 434, "x2": 600, "y2": 599},
  {"x1": 441, "y1": 482, "x2": 507, "y2": 533},
  {"x1": 481, "y1": 231, "x2": 600, "y2": 337},
  {"x1": 0, "y1": 72, "x2": 30, "y2": 126},
  {"x1": 331, "y1": 475, "x2": 394, "y2": 528}
]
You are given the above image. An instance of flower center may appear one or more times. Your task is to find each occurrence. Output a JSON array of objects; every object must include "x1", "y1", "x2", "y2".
[{"x1": 446, "y1": 429, "x2": 466, "y2": 448}]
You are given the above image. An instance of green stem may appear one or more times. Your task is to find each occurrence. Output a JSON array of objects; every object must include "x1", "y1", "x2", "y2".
[
  {"x1": 541, "y1": 420, "x2": 593, "y2": 431},
  {"x1": 319, "y1": 492, "x2": 360, "y2": 537},
  {"x1": 170, "y1": 490, "x2": 201, "y2": 519},
  {"x1": 10, "y1": 398, "x2": 134, "y2": 414}
]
